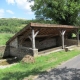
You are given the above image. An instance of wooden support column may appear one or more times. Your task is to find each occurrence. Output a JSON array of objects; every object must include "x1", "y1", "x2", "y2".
[
  {"x1": 32, "y1": 29, "x2": 35, "y2": 49},
  {"x1": 29, "y1": 28, "x2": 39, "y2": 49},
  {"x1": 60, "y1": 30, "x2": 66, "y2": 49},
  {"x1": 28, "y1": 29, "x2": 39, "y2": 56},
  {"x1": 76, "y1": 29, "x2": 79, "y2": 46}
]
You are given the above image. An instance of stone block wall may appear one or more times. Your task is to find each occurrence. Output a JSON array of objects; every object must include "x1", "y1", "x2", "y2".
[
  {"x1": 10, "y1": 47, "x2": 35, "y2": 59},
  {"x1": 0, "y1": 45, "x2": 10, "y2": 58},
  {"x1": 9, "y1": 36, "x2": 60, "y2": 58},
  {"x1": 36, "y1": 38, "x2": 57, "y2": 50},
  {"x1": 9, "y1": 37, "x2": 36, "y2": 58},
  {"x1": 23, "y1": 37, "x2": 60, "y2": 51},
  {"x1": 64, "y1": 39, "x2": 79, "y2": 46},
  {"x1": 9, "y1": 36, "x2": 80, "y2": 58},
  {"x1": 10, "y1": 38, "x2": 18, "y2": 48}
]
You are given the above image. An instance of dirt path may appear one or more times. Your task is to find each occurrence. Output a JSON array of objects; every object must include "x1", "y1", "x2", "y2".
[{"x1": 0, "y1": 63, "x2": 17, "y2": 69}]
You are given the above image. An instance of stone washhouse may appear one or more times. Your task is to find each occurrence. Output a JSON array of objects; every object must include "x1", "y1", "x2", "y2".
[{"x1": 3, "y1": 23, "x2": 80, "y2": 59}]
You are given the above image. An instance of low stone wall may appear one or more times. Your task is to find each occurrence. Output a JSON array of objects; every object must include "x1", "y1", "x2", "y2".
[
  {"x1": 36, "y1": 38, "x2": 57, "y2": 50},
  {"x1": 10, "y1": 47, "x2": 36, "y2": 59},
  {"x1": 65, "y1": 39, "x2": 79, "y2": 46},
  {"x1": 0, "y1": 45, "x2": 10, "y2": 58},
  {"x1": 23, "y1": 37, "x2": 60, "y2": 50}
]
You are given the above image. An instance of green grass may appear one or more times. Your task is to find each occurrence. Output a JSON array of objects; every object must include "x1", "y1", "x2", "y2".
[
  {"x1": 0, "y1": 49, "x2": 80, "y2": 80},
  {"x1": 0, "y1": 33, "x2": 14, "y2": 45},
  {"x1": 0, "y1": 24, "x2": 25, "y2": 46},
  {"x1": 72, "y1": 33, "x2": 76, "y2": 37}
]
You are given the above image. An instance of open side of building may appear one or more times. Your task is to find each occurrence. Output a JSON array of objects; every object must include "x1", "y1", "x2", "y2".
[{"x1": 3, "y1": 23, "x2": 80, "y2": 59}]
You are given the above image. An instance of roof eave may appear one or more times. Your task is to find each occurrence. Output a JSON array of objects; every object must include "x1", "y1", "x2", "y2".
[
  {"x1": 30, "y1": 23, "x2": 80, "y2": 29},
  {"x1": 6, "y1": 23, "x2": 31, "y2": 45}
]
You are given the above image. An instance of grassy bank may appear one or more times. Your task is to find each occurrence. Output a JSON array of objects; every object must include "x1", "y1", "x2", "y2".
[
  {"x1": 0, "y1": 49, "x2": 80, "y2": 80},
  {"x1": 0, "y1": 33, "x2": 14, "y2": 45}
]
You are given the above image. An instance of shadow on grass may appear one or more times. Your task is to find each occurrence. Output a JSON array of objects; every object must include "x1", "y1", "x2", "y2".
[
  {"x1": 1, "y1": 66, "x2": 47, "y2": 80},
  {"x1": 35, "y1": 67, "x2": 80, "y2": 80},
  {"x1": 2, "y1": 67, "x2": 80, "y2": 80}
]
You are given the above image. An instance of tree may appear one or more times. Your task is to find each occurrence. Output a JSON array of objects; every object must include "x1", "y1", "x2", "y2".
[
  {"x1": 28, "y1": 0, "x2": 80, "y2": 25},
  {"x1": 75, "y1": 16, "x2": 80, "y2": 26}
]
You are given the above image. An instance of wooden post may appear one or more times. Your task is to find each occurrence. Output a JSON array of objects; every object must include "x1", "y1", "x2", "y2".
[
  {"x1": 28, "y1": 29, "x2": 39, "y2": 49},
  {"x1": 32, "y1": 29, "x2": 35, "y2": 49},
  {"x1": 60, "y1": 30, "x2": 66, "y2": 49},
  {"x1": 28, "y1": 29, "x2": 39, "y2": 56},
  {"x1": 62, "y1": 34, "x2": 64, "y2": 49},
  {"x1": 76, "y1": 29, "x2": 79, "y2": 46}
]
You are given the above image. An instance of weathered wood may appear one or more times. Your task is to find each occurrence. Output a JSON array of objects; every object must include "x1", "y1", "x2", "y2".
[
  {"x1": 31, "y1": 29, "x2": 39, "y2": 49},
  {"x1": 60, "y1": 30, "x2": 66, "y2": 49},
  {"x1": 7, "y1": 24, "x2": 31, "y2": 44},
  {"x1": 34, "y1": 30, "x2": 39, "y2": 37},
  {"x1": 31, "y1": 23, "x2": 79, "y2": 28},
  {"x1": 29, "y1": 30, "x2": 39, "y2": 42},
  {"x1": 19, "y1": 31, "x2": 31, "y2": 45},
  {"x1": 32, "y1": 29, "x2": 35, "y2": 49}
]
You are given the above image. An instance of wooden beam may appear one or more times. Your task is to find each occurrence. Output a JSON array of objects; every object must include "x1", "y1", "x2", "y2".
[
  {"x1": 34, "y1": 30, "x2": 39, "y2": 37},
  {"x1": 29, "y1": 30, "x2": 39, "y2": 39},
  {"x1": 18, "y1": 31, "x2": 31, "y2": 45}
]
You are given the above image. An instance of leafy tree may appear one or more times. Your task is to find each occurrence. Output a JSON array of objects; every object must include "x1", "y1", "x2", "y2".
[
  {"x1": 28, "y1": 0, "x2": 80, "y2": 25},
  {"x1": 75, "y1": 16, "x2": 80, "y2": 26}
]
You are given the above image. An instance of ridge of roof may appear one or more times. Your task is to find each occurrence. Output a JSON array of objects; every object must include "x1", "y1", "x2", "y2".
[{"x1": 31, "y1": 23, "x2": 79, "y2": 28}]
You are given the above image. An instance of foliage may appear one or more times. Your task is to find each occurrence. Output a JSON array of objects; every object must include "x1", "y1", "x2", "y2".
[
  {"x1": 75, "y1": 16, "x2": 80, "y2": 26},
  {"x1": 0, "y1": 18, "x2": 32, "y2": 33},
  {"x1": 0, "y1": 49, "x2": 80, "y2": 80},
  {"x1": 29, "y1": 0, "x2": 80, "y2": 25}
]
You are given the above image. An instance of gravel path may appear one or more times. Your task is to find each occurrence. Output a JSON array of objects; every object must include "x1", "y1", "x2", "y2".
[{"x1": 35, "y1": 54, "x2": 80, "y2": 80}]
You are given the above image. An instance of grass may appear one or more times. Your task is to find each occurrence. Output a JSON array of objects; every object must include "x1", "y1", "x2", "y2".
[
  {"x1": 0, "y1": 49, "x2": 80, "y2": 80},
  {"x1": 72, "y1": 33, "x2": 76, "y2": 38},
  {"x1": 0, "y1": 24, "x2": 25, "y2": 46},
  {"x1": 0, "y1": 33, "x2": 14, "y2": 45}
]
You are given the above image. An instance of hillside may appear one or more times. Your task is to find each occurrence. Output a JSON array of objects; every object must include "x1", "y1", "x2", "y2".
[
  {"x1": 0, "y1": 18, "x2": 33, "y2": 45},
  {"x1": 0, "y1": 18, "x2": 32, "y2": 33}
]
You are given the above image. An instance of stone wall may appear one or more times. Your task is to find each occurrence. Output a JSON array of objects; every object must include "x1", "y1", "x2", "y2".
[
  {"x1": 9, "y1": 37, "x2": 35, "y2": 58},
  {"x1": 0, "y1": 46, "x2": 6, "y2": 58},
  {"x1": 0, "y1": 45, "x2": 10, "y2": 58},
  {"x1": 10, "y1": 38, "x2": 18, "y2": 48},
  {"x1": 9, "y1": 36, "x2": 60, "y2": 58},
  {"x1": 9, "y1": 36, "x2": 80, "y2": 58},
  {"x1": 36, "y1": 38, "x2": 57, "y2": 50},
  {"x1": 23, "y1": 37, "x2": 60, "y2": 50},
  {"x1": 10, "y1": 47, "x2": 35, "y2": 59},
  {"x1": 64, "y1": 39, "x2": 79, "y2": 46}
]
